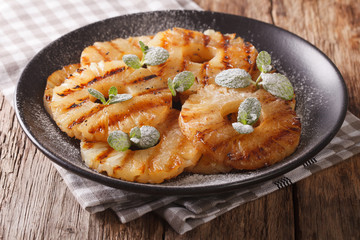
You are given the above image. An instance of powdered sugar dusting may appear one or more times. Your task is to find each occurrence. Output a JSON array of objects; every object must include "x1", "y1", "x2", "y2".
[
  {"x1": 136, "y1": 126, "x2": 160, "y2": 149},
  {"x1": 163, "y1": 172, "x2": 254, "y2": 187},
  {"x1": 215, "y1": 68, "x2": 252, "y2": 88},
  {"x1": 144, "y1": 47, "x2": 169, "y2": 66},
  {"x1": 30, "y1": 101, "x2": 82, "y2": 166}
]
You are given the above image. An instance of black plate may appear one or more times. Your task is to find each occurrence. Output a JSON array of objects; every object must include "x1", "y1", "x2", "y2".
[{"x1": 15, "y1": 10, "x2": 348, "y2": 196}]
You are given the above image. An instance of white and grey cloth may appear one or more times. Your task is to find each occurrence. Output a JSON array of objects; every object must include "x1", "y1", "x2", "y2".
[{"x1": 1, "y1": 0, "x2": 359, "y2": 235}]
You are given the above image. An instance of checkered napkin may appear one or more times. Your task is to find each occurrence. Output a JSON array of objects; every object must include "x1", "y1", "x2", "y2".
[{"x1": 1, "y1": 0, "x2": 360, "y2": 235}]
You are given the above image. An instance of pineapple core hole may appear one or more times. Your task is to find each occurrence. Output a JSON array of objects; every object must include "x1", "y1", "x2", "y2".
[
  {"x1": 221, "y1": 100, "x2": 242, "y2": 117},
  {"x1": 183, "y1": 46, "x2": 215, "y2": 64},
  {"x1": 222, "y1": 100, "x2": 262, "y2": 128},
  {"x1": 225, "y1": 112, "x2": 261, "y2": 128}
]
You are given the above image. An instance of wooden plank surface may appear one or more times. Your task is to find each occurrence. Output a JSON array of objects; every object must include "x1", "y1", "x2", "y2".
[
  {"x1": 270, "y1": 1, "x2": 360, "y2": 239},
  {"x1": 1, "y1": 0, "x2": 359, "y2": 239}
]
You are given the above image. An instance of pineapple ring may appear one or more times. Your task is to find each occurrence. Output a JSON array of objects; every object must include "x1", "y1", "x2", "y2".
[
  {"x1": 78, "y1": 28, "x2": 258, "y2": 97},
  {"x1": 43, "y1": 28, "x2": 302, "y2": 182},
  {"x1": 81, "y1": 110, "x2": 201, "y2": 184},
  {"x1": 80, "y1": 35, "x2": 153, "y2": 66},
  {"x1": 50, "y1": 60, "x2": 172, "y2": 142},
  {"x1": 44, "y1": 63, "x2": 81, "y2": 116},
  {"x1": 179, "y1": 84, "x2": 301, "y2": 171},
  {"x1": 146, "y1": 28, "x2": 259, "y2": 97}
]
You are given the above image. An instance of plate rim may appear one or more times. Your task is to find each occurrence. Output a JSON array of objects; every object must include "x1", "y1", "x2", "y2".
[{"x1": 14, "y1": 9, "x2": 348, "y2": 196}]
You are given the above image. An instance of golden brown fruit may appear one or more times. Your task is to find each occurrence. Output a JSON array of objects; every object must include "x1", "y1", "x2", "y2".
[
  {"x1": 50, "y1": 60, "x2": 172, "y2": 141},
  {"x1": 179, "y1": 85, "x2": 301, "y2": 170},
  {"x1": 146, "y1": 28, "x2": 258, "y2": 97},
  {"x1": 43, "y1": 63, "x2": 81, "y2": 116},
  {"x1": 80, "y1": 35, "x2": 153, "y2": 66},
  {"x1": 81, "y1": 110, "x2": 201, "y2": 183}
]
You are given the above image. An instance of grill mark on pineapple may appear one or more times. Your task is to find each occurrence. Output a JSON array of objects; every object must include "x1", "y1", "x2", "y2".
[
  {"x1": 56, "y1": 88, "x2": 77, "y2": 97},
  {"x1": 45, "y1": 94, "x2": 52, "y2": 101},
  {"x1": 56, "y1": 66, "x2": 126, "y2": 96},
  {"x1": 166, "y1": 155, "x2": 182, "y2": 171},
  {"x1": 180, "y1": 112, "x2": 196, "y2": 122},
  {"x1": 159, "y1": 32, "x2": 169, "y2": 49},
  {"x1": 244, "y1": 41, "x2": 254, "y2": 54},
  {"x1": 107, "y1": 94, "x2": 171, "y2": 127},
  {"x1": 92, "y1": 45, "x2": 111, "y2": 61},
  {"x1": 96, "y1": 147, "x2": 114, "y2": 164},
  {"x1": 108, "y1": 41, "x2": 124, "y2": 55},
  {"x1": 184, "y1": 30, "x2": 195, "y2": 46},
  {"x1": 69, "y1": 90, "x2": 170, "y2": 132},
  {"x1": 133, "y1": 87, "x2": 169, "y2": 97},
  {"x1": 67, "y1": 105, "x2": 106, "y2": 129},
  {"x1": 127, "y1": 74, "x2": 157, "y2": 85},
  {"x1": 81, "y1": 56, "x2": 90, "y2": 65},
  {"x1": 203, "y1": 34, "x2": 210, "y2": 46},
  {"x1": 200, "y1": 62, "x2": 210, "y2": 85},
  {"x1": 145, "y1": 114, "x2": 179, "y2": 167},
  {"x1": 174, "y1": 138, "x2": 187, "y2": 160},
  {"x1": 146, "y1": 143, "x2": 162, "y2": 172},
  {"x1": 82, "y1": 141, "x2": 95, "y2": 149},
  {"x1": 206, "y1": 102, "x2": 300, "y2": 165},
  {"x1": 139, "y1": 165, "x2": 146, "y2": 174},
  {"x1": 87, "y1": 66, "x2": 126, "y2": 85},
  {"x1": 63, "y1": 64, "x2": 80, "y2": 76},
  {"x1": 272, "y1": 130, "x2": 299, "y2": 147},
  {"x1": 115, "y1": 151, "x2": 135, "y2": 170},
  {"x1": 77, "y1": 68, "x2": 85, "y2": 74},
  {"x1": 243, "y1": 42, "x2": 256, "y2": 71},
  {"x1": 222, "y1": 35, "x2": 233, "y2": 69},
  {"x1": 225, "y1": 120, "x2": 300, "y2": 165},
  {"x1": 149, "y1": 151, "x2": 175, "y2": 173},
  {"x1": 89, "y1": 122, "x2": 107, "y2": 134},
  {"x1": 228, "y1": 135, "x2": 287, "y2": 164},
  {"x1": 66, "y1": 98, "x2": 89, "y2": 110}
]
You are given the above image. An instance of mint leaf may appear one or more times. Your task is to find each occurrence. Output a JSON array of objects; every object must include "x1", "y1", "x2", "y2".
[
  {"x1": 129, "y1": 126, "x2": 141, "y2": 139},
  {"x1": 88, "y1": 88, "x2": 106, "y2": 104},
  {"x1": 108, "y1": 94, "x2": 132, "y2": 105},
  {"x1": 108, "y1": 86, "x2": 118, "y2": 98},
  {"x1": 107, "y1": 131, "x2": 131, "y2": 151},
  {"x1": 232, "y1": 122, "x2": 254, "y2": 134},
  {"x1": 173, "y1": 71, "x2": 195, "y2": 93},
  {"x1": 168, "y1": 78, "x2": 176, "y2": 96},
  {"x1": 215, "y1": 68, "x2": 252, "y2": 88},
  {"x1": 256, "y1": 51, "x2": 272, "y2": 73},
  {"x1": 123, "y1": 54, "x2": 142, "y2": 69},
  {"x1": 237, "y1": 97, "x2": 261, "y2": 125},
  {"x1": 139, "y1": 41, "x2": 149, "y2": 53},
  {"x1": 259, "y1": 73, "x2": 294, "y2": 100},
  {"x1": 130, "y1": 126, "x2": 160, "y2": 149},
  {"x1": 143, "y1": 47, "x2": 169, "y2": 66}
]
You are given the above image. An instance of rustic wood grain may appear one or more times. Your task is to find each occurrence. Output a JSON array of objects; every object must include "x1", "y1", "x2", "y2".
[
  {"x1": 0, "y1": 94, "x2": 165, "y2": 240},
  {"x1": 163, "y1": 187, "x2": 295, "y2": 240},
  {"x1": 1, "y1": 0, "x2": 359, "y2": 239},
  {"x1": 271, "y1": 0, "x2": 360, "y2": 239}
]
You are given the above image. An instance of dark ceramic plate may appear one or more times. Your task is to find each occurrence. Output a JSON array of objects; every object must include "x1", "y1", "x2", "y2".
[{"x1": 15, "y1": 10, "x2": 347, "y2": 196}]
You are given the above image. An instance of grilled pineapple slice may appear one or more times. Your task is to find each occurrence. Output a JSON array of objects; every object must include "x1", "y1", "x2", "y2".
[
  {"x1": 44, "y1": 63, "x2": 81, "y2": 116},
  {"x1": 146, "y1": 28, "x2": 258, "y2": 97},
  {"x1": 43, "y1": 27, "x2": 302, "y2": 181},
  {"x1": 179, "y1": 85, "x2": 301, "y2": 170},
  {"x1": 81, "y1": 35, "x2": 153, "y2": 66},
  {"x1": 50, "y1": 60, "x2": 172, "y2": 141},
  {"x1": 81, "y1": 110, "x2": 201, "y2": 183}
]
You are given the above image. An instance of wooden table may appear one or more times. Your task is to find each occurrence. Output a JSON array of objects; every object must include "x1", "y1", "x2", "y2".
[{"x1": 1, "y1": 0, "x2": 359, "y2": 239}]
